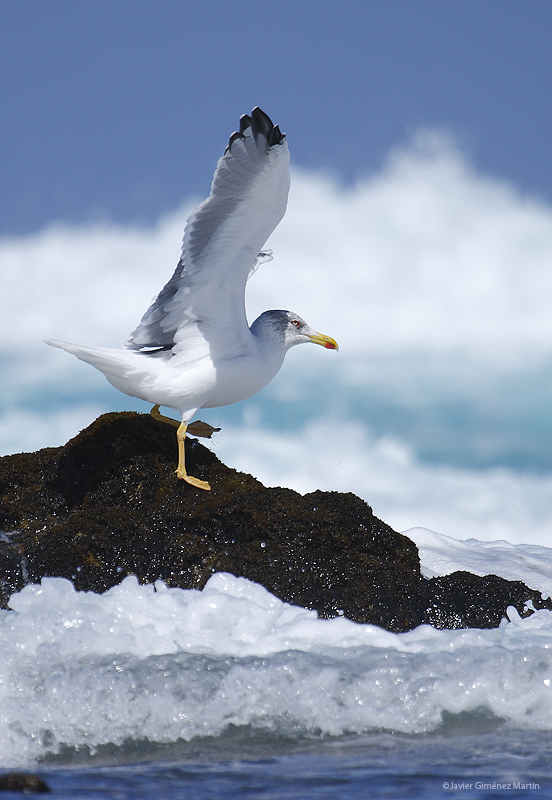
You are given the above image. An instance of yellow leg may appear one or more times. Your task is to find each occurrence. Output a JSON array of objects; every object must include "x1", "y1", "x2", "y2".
[
  {"x1": 175, "y1": 421, "x2": 211, "y2": 490},
  {"x1": 150, "y1": 404, "x2": 179, "y2": 428}
]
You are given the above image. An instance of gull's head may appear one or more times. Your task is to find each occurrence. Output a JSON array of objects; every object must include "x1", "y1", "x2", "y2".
[{"x1": 251, "y1": 310, "x2": 339, "y2": 353}]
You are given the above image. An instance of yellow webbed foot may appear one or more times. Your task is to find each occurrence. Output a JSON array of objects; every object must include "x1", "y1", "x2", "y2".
[
  {"x1": 152, "y1": 406, "x2": 220, "y2": 439},
  {"x1": 175, "y1": 469, "x2": 211, "y2": 491},
  {"x1": 186, "y1": 420, "x2": 221, "y2": 439}
]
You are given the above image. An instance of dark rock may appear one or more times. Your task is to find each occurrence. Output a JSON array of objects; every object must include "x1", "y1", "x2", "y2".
[
  {"x1": 0, "y1": 537, "x2": 26, "y2": 608},
  {"x1": 425, "y1": 571, "x2": 546, "y2": 629},
  {"x1": 0, "y1": 412, "x2": 550, "y2": 631},
  {"x1": 0, "y1": 772, "x2": 50, "y2": 792}
]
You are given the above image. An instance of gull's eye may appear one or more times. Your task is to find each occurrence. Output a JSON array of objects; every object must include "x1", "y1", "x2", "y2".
[{"x1": 291, "y1": 319, "x2": 301, "y2": 328}]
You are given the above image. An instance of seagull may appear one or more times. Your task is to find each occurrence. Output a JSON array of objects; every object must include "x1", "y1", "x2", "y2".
[{"x1": 46, "y1": 108, "x2": 338, "y2": 490}]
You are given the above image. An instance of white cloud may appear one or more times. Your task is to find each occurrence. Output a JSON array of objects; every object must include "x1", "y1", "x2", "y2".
[
  {"x1": 3, "y1": 130, "x2": 552, "y2": 360},
  {"x1": 252, "y1": 131, "x2": 552, "y2": 357},
  {"x1": 0, "y1": 206, "x2": 189, "y2": 352},
  {"x1": 0, "y1": 404, "x2": 105, "y2": 457}
]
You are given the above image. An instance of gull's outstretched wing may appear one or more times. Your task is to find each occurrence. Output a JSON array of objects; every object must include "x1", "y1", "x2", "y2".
[{"x1": 125, "y1": 108, "x2": 290, "y2": 363}]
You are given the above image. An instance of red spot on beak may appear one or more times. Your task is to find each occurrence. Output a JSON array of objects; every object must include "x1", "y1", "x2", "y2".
[{"x1": 325, "y1": 341, "x2": 336, "y2": 349}]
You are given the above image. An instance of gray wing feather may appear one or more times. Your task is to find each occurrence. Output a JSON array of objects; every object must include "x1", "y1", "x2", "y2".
[{"x1": 125, "y1": 108, "x2": 289, "y2": 360}]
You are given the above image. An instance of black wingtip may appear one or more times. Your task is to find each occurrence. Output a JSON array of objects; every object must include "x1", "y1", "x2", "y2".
[
  {"x1": 269, "y1": 124, "x2": 282, "y2": 146},
  {"x1": 239, "y1": 113, "x2": 252, "y2": 134},
  {"x1": 251, "y1": 107, "x2": 273, "y2": 139},
  {"x1": 226, "y1": 107, "x2": 285, "y2": 152},
  {"x1": 254, "y1": 107, "x2": 285, "y2": 145}
]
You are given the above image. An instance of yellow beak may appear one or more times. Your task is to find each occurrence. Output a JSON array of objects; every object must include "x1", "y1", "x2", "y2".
[{"x1": 308, "y1": 331, "x2": 339, "y2": 351}]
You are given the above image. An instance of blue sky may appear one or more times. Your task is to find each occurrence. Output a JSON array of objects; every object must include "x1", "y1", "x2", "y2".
[{"x1": 1, "y1": 0, "x2": 551, "y2": 234}]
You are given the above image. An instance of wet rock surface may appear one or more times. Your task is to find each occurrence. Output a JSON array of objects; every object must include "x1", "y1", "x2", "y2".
[
  {"x1": 0, "y1": 412, "x2": 549, "y2": 631},
  {"x1": 0, "y1": 773, "x2": 51, "y2": 793}
]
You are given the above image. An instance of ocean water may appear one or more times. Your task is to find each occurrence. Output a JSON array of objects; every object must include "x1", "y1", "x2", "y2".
[{"x1": 1, "y1": 533, "x2": 552, "y2": 797}]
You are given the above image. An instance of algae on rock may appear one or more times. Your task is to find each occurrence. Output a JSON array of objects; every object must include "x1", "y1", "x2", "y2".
[{"x1": 0, "y1": 412, "x2": 549, "y2": 631}]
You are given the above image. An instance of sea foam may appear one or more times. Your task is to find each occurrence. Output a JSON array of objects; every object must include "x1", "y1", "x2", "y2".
[{"x1": 1, "y1": 532, "x2": 552, "y2": 766}]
